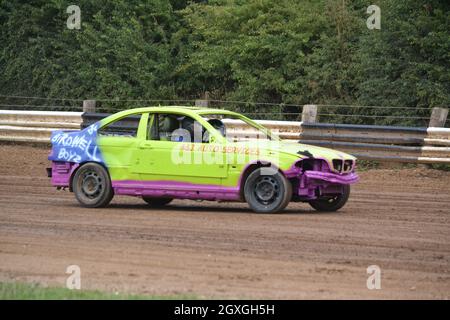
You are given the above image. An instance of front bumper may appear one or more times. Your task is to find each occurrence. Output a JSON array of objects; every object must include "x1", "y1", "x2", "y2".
[
  {"x1": 304, "y1": 171, "x2": 359, "y2": 184},
  {"x1": 295, "y1": 170, "x2": 359, "y2": 200}
]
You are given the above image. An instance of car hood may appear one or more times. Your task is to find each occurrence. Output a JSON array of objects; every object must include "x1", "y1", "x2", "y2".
[{"x1": 234, "y1": 140, "x2": 356, "y2": 162}]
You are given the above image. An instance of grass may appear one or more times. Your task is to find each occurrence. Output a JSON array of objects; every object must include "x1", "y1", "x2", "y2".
[
  {"x1": 355, "y1": 160, "x2": 381, "y2": 171},
  {"x1": 0, "y1": 282, "x2": 198, "y2": 300},
  {"x1": 356, "y1": 160, "x2": 450, "y2": 172},
  {"x1": 429, "y1": 163, "x2": 450, "y2": 171}
]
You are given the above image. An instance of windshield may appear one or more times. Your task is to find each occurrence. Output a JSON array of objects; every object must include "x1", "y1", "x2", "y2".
[{"x1": 201, "y1": 113, "x2": 279, "y2": 142}]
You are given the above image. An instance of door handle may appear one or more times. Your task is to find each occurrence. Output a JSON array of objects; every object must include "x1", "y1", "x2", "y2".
[{"x1": 139, "y1": 142, "x2": 153, "y2": 149}]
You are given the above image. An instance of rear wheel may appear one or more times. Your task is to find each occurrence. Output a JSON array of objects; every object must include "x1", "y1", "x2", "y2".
[
  {"x1": 308, "y1": 185, "x2": 350, "y2": 212},
  {"x1": 244, "y1": 168, "x2": 292, "y2": 213},
  {"x1": 142, "y1": 197, "x2": 173, "y2": 207},
  {"x1": 72, "y1": 163, "x2": 113, "y2": 208}
]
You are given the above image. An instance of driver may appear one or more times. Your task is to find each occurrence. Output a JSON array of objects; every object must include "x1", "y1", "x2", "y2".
[{"x1": 207, "y1": 119, "x2": 226, "y2": 137}]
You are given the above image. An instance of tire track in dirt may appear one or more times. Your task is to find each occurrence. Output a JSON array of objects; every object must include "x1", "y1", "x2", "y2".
[{"x1": 0, "y1": 144, "x2": 449, "y2": 299}]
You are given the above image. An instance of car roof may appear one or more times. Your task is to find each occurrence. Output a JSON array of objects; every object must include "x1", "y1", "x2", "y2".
[{"x1": 113, "y1": 106, "x2": 240, "y2": 116}]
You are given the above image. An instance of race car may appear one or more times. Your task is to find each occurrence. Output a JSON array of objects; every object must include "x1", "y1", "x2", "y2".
[{"x1": 47, "y1": 107, "x2": 359, "y2": 213}]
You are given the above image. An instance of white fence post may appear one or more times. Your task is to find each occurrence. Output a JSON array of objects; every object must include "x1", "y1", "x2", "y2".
[
  {"x1": 83, "y1": 100, "x2": 96, "y2": 113},
  {"x1": 302, "y1": 104, "x2": 319, "y2": 123},
  {"x1": 195, "y1": 92, "x2": 209, "y2": 107},
  {"x1": 429, "y1": 107, "x2": 448, "y2": 128}
]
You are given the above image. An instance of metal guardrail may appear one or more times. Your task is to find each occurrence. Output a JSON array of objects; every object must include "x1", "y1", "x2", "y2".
[
  {"x1": 298, "y1": 122, "x2": 450, "y2": 163},
  {"x1": 300, "y1": 123, "x2": 427, "y2": 145},
  {"x1": 0, "y1": 110, "x2": 82, "y2": 143},
  {"x1": 0, "y1": 110, "x2": 449, "y2": 164}
]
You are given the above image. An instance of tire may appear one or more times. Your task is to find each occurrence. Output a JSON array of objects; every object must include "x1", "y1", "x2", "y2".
[
  {"x1": 244, "y1": 168, "x2": 292, "y2": 213},
  {"x1": 308, "y1": 185, "x2": 350, "y2": 212},
  {"x1": 142, "y1": 197, "x2": 173, "y2": 207},
  {"x1": 72, "y1": 163, "x2": 114, "y2": 208}
]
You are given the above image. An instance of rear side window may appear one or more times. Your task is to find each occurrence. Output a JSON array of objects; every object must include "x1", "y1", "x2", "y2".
[{"x1": 98, "y1": 114, "x2": 142, "y2": 138}]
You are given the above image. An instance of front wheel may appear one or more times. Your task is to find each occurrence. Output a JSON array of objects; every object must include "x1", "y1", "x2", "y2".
[
  {"x1": 244, "y1": 168, "x2": 292, "y2": 213},
  {"x1": 308, "y1": 185, "x2": 350, "y2": 212},
  {"x1": 72, "y1": 163, "x2": 114, "y2": 208}
]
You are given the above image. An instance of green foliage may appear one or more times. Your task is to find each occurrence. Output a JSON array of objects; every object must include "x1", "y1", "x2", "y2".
[
  {"x1": 175, "y1": 0, "x2": 328, "y2": 117},
  {"x1": 355, "y1": 0, "x2": 450, "y2": 126},
  {"x1": 0, "y1": 281, "x2": 198, "y2": 300},
  {"x1": 0, "y1": 0, "x2": 449, "y2": 124},
  {"x1": 0, "y1": 0, "x2": 179, "y2": 107},
  {"x1": 429, "y1": 163, "x2": 450, "y2": 171}
]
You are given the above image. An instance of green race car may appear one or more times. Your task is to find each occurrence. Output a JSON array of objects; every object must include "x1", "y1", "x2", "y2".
[{"x1": 48, "y1": 106, "x2": 359, "y2": 213}]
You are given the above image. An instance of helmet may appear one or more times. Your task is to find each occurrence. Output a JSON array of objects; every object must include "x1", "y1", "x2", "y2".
[{"x1": 208, "y1": 119, "x2": 226, "y2": 137}]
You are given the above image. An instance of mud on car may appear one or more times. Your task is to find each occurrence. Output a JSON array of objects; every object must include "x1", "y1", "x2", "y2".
[{"x1": 47, "y1": 107, "x2": 359, "y2": 213}]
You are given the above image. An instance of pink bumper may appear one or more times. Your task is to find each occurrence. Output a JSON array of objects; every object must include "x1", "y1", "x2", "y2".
[{"x1": 303, "y1": 171, "x2": 359, "y2": 185}]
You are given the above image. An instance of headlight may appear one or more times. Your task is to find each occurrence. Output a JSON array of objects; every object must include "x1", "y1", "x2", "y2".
[
  {"x1": 344, "y1": 160, "x2": 353, "y2": 172},
  {"x1": 332, "y1": 159, "x2": 343, "y2": 172},
  {"x1": 332, "y1": 159, "x2": 354, "y2": 173}
]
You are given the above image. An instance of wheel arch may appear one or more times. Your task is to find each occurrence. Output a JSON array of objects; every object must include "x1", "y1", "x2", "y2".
[
  {"x1": 69, "y1": 161, "x2": 110, "y2": 192},
  {"x1": 238, "y1": 161, "x2": 286, "y2": 200}
]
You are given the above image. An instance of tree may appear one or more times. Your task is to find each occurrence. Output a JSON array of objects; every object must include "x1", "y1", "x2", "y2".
[
  {"x1": 0, "y1": 0, "x2": 179, "y2": 110},
  {"x1": 355, "y1": 0, "x2": 450, "y2": 126}
]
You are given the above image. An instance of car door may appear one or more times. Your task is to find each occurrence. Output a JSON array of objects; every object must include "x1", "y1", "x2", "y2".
[
  {"x1": 132, "y1": 112, "x2": 228, "y2": 184},
  {"x1": 96, "y1": 112, "x2": 148, "y2": 181}
]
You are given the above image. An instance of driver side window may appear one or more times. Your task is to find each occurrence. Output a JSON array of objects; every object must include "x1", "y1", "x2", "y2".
[{"x1": 147, "y1": 113, "x2": 207, "y2": 143}]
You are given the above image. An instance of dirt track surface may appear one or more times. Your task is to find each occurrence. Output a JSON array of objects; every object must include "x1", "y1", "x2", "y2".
[{"x1": 0, "y1": 144, "x2": 449, "y2": 299}]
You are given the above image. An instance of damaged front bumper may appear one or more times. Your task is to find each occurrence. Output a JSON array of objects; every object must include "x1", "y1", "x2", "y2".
[
  {"x1": 295, "y1": 170, "x2": 359, "y2": 200},
  {"x1": 303, "y1": 170, "x2": 359, "y2": 185}
]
